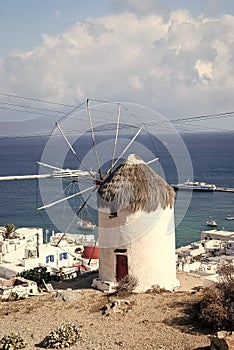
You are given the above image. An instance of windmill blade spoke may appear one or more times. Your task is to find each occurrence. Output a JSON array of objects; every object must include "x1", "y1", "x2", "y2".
[
  {"x1": 88, "y1": 238, "x2": 98, "y2": 265},
  {"x1": 56, "y1": 121, "x2": 80, "y2": 159},
  {"x1": 106, "y1": 126, "x2": 143, "y2": 176},
  {"x1": 56, "y1": 122, "x2": 96, "y2": 180},
  {"x1": 87, "y1": 99, "x2": 103, "y2": 179},
  {"x1": 0, "y1": 174, "x2": 51, "y2": 181},
  {"x1": 37, "y1": 185, "x2": 95, "y2": 210},
  {"x1": 38, "y1": 161, "x2": 96, "y2": 179},
  {"x1": 37, "y1": 161, "x2": 64, "y2": 172},
  {"x1": 50, "y1": 182, "x2": 75, "y2": 204},
  {"x1": 111, "y1": 103, "x2": 121, "y2": 170},
  {"x1": 76, "y1": 186, "x2": 99, "y2": 265},
  {"x1": 146, "y1": 157, "x2": 159, "y2": 165},
  {"x1": 56, "y1": 187, "x2": 97, "y2": 247},
  {"x1": 75, "y1": 188, "x2": 96, "y2": 218}
]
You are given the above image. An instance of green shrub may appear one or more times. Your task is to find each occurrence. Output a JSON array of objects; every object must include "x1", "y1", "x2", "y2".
[
  {"x1": 41, "y1": 323, "x2": 81, "y2": 348},
  {"x1": 17, "y1": 267, "x2": 51, "y2": 285},
  {"x1": 0, "y1": 333, "x2": 27, "y2": 349},
  {"x1": 1, "y1": 224, "x2": 17, "y2": 240}
]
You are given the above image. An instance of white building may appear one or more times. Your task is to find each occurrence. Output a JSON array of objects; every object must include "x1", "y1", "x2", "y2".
[
  {"x1": 0, "y1": 276, "x2": 38, "y2": 300},
  {"x1": 201, "y1": 229, "x2": 234, "y2": 242},
  {"x1": 94, "y1": 154, "x2": 179, "y2": 293},
  {"x1": 176, "y1": 229, "x2": 234, "y2": 283},
  {"x1": 0, "y1": 228, "x2": 98, "y2": 279},
  {"x1": 0, "y1": 227, "x2": 43, "y2": 261}
]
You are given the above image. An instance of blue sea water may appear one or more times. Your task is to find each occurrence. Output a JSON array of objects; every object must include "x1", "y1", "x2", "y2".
[{"x1": 0, "y1": 132, "x2": 233, "y2": 247}]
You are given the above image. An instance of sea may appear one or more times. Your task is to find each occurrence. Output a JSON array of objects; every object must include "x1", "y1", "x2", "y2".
[{"x1": 0, "y1": 131, "x2": 233, "y2": 248}]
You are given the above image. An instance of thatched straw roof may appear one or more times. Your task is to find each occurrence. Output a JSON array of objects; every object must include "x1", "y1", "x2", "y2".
[{"x1": 97, "y1": 154, "x2": 175, "y2": 213}]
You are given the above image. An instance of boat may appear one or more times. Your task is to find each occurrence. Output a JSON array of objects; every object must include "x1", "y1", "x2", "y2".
[
  {"x1": 225, "y1": 216, "x2": 234, "y2": 220},
  {"x1": 207, "y1": 220, "x2": 217, "y2": 227},
  {"x1": 171, "y1": 179, "x2": 216, "y2": 191},
  {"x1": 77, "y1": 204, "x2": 96, "y2": 232},
  {"x1": 77, "y1": 218, "x2": 96, "y2": 232}
]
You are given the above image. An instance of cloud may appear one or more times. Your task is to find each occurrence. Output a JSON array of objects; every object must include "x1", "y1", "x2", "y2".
[
  {"x1": 1, "y1": 10, "x2": 234, "y2": 128},
  {"x1": 195, "y1": 59, "x2": 213, "y2": 81}
]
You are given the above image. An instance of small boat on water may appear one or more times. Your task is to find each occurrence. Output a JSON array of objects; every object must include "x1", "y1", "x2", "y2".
[
  {"x1": 225, "y1": 216, "x2": 234, "y2": 221},
  {"x1": 171, "y1": 179, "x2": 216, "y2": 191},
  {"x1": 77, "y1": 205, "x2": 96, "y2": 232},
  {"x1": 207, "y1": 220, "x2": 217, "y2": 227},
  {"x1": 77, "y1": 219, "x2": 96, "y2": 232}
]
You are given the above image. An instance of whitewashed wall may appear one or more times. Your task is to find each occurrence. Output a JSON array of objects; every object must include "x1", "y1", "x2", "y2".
[{"x1": 98, "y1": 205, "x2": 179, "y2": 292}]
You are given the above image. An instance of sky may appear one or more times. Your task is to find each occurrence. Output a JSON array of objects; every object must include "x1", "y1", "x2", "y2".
[{"x1": 1, "y1": 0, "x2": 234, "y2": 134}]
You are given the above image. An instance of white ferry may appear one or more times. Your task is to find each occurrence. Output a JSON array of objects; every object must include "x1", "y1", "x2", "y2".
[{"x1": 171, "y1": 180, "x2": 216, "y2": 191}]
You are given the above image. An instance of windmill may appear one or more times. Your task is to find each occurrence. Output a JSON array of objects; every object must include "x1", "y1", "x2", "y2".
[
  {"x1": 0, "y1": 99, "x2": 160, "y2": 240},
  {"x1": 38, "y1": 99, "x2": 161, "y2": 232}
]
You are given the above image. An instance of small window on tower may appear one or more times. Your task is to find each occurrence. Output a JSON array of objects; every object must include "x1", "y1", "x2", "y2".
[
  {"x1": 109, "y1": 212, "x2": 118, "y2": 218},
  {"x1": 109, "y1": 203, "x2": 118, "y2": 218}
]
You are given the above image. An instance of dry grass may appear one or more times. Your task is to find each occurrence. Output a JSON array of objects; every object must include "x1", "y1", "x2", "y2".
[{"x1": 0, "y1": 273, "x2": 211, "y2": 350}]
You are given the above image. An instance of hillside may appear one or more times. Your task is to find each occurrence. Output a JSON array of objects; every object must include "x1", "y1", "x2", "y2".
[{"x1": 0, "y1": 272, "x2": 211, "y2": 350}]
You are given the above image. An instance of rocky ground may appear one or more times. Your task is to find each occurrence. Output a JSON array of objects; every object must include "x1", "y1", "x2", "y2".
[{"x1": 0, "y1": 271, "x2": 212, "y2": 350}]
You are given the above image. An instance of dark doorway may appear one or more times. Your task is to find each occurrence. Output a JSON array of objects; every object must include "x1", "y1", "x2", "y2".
[{"x1": 116, "y1": 254, "x2": 128, "y2": 281}]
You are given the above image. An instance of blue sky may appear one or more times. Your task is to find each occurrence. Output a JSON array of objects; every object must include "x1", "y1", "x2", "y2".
[
  {"x1": 1, "y1": 0, "x2": 234, "y2": 57},
  {"x1": 0, "y1": 1, "x2": 113, "y2": 57},
  {"x1": 0, "y1": 0, "x2": 234, "y2": 133}
]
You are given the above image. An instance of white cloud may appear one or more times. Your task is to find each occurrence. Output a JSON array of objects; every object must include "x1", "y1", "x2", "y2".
[
  {"x1": 129, "y1": 75, "x2": 143, "y2": 90},
  {"x1": 195, "y1": 59, "x2": 213, "y2": 81},
  {"x1": 1, "y1": 10, "x2": 234, "y2": 125}
]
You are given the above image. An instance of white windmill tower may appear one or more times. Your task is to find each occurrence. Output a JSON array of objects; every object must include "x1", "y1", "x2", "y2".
[{"x1": 95, "y1": 153, "x2": 180, "y2": 292}]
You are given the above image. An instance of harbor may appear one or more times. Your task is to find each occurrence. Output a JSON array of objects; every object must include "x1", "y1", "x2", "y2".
[
  {"x1": 176, "y1": 228, "x2": 234, "y2": 287},
  {"x1": 0, "y1": 132, "x2": 233, "y2": 246}
]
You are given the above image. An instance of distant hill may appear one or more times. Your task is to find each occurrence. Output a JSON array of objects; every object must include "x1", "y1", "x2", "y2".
[{"x1": 0, "y1": 116, "x2": 56, "y2": 137}]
